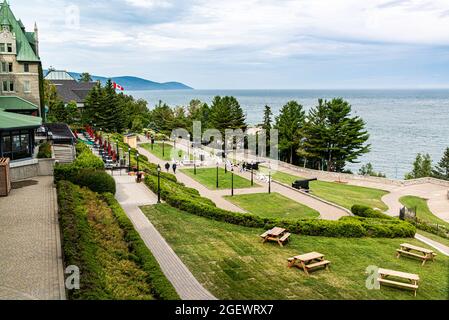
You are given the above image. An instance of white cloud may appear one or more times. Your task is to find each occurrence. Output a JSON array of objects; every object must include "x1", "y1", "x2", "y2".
[{"x1": 125, "y1": 0, "x2": 172, "y2": 9}]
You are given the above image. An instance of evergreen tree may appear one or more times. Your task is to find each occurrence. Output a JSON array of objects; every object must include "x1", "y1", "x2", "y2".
[
  {"x1": 79, "y1": 72, "x2": 93, "y2": 82},
  {"x1": 405, "y1": 153, "x2": 432, "y2": 179},
  {"x1": 150, "y1": 102, "x2": 175, "y2": 134},
  {"x1": 208, "y1": 96, "x2": 247, "y2": 135},
  {"x1": 274, "y1": 101, "x2": 305, "y2": 164},
  {"x1": 433, "y1": 147, "x2": 449, "y2": 180},
  {"x1": 303, "y1": 98, "x2": 370, "y2": 172},
  {"x1": 262, "y1": 105, "x2": 272, "y2": 131},
  {"x1": 47, "y1": 100, "x2": 67, "y2": 123}
]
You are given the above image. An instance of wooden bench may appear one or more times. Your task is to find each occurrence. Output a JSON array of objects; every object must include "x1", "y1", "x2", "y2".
[
  {"x1": 279, "y1": 233, "x2": 291, "y2": 246},
  {"x1": 305, "y1": 260, "x2": 331, "y2": 271},
  {"x1": 377, "y1": 268, "x2": 419, "y2": 297},
  {"x1": 397, "y1": 243, "x2": 436, "y2": 266}
]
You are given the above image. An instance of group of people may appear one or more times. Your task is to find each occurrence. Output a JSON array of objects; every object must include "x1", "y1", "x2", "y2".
[{"x1": 164, "y1": 162, "x2": 178, "y2": 174}]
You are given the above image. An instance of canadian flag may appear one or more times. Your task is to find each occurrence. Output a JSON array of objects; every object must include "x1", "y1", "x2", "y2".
[{"x1": 113, "y1": 82, "x2": 125, "y2": 91}]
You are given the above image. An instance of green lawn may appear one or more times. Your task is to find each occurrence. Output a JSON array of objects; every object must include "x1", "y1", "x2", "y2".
[
  {"x1": 142, "y1": 204, "x2": 449, "y2": 300},
  {"x1": 400, "y1": 196, "x2": 449, "y2": 229},
  {"x1": 141, "y1": 143, "x2": 192, "y2": 162},
  {"x1": 182, "y1": 167, "x2": 257, "y2": 190},
  {"x1": 269, "y1": 170, "x2": 389, "y2": 211},
  {"x1": 224, "y1": 193, "x2": 320, "y2": 220}
]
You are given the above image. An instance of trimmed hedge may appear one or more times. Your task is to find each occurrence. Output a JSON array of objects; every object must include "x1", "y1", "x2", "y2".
[
  {"x1": 144, "y1": 175, "x2": 416, "y2": 238},
  {"x1": 74, "y1": 169, "x2": 116, "y2": 194},
  {"x1": 57, "y1": 181, "x2": 155, "y2": 300},
  {"x1": 102, "y1": 193, "x2": 180, "y2": 300},
  {"x1": 351, "y1": 205, "x2": 393, "y2": 220}
]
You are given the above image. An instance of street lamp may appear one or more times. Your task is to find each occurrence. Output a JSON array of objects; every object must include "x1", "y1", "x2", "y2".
[
  {"x1": 128, "y1": 147, "x2": 131, "y2": 172},
  {"x1": 157, "y1": 165, "x2": 162, "y2": 204},
  {"x1": 162, "y1": 138, "x2": 165, "y2": 157},
  {"x1": 251, "y1": 165, "x2": 254, "y2": 186},
  {"x1": 231, "y1": 167, "x2": 234, "y2": 197},
  {"x1": 136, "y1": 151, "x2": 140, "y2": 174},
  {"x1": 268, "y1": 170, "x2": 272, "y2": 194},
  {"x1": 216, "y1": 163, "x2": 219, "y2": 189},
  {"x1": 116, "y1": 138, "x2": 120, "y2": 163}
]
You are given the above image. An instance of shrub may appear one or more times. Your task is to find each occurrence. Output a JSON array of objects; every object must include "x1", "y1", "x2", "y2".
[
  {"x1": 74, "y1": 169, "x2": 116, "y2": 194},
  {"x1": 102, "y1": 193, "x2": 180, "y2": 300},
  {"x1": 37, "y1": 142, "x2": 52, "y2": 159},
  {"x1": 351, "y1": 205, "x2": 393, "y2": 220}
]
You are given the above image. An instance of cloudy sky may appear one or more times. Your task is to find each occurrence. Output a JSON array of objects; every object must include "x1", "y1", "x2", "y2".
[{"x1": 10, "y1": 0, "x2": 449, "y2": 89}]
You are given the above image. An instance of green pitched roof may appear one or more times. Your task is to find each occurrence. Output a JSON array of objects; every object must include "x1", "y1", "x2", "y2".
[
  {"x1": 0, "y1": 1, "x2": 39, "y2": 62},
  {"x1": 0, "y1": 96, "x2": 38, "y2": 111},
  {"x1": 0, "y1": 109, "x2": 41, "y2": 130}
]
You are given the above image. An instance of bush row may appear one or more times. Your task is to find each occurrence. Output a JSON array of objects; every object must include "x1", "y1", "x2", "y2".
[
  {"x1": 144, "y1": 175, "x2": 416, "y2": 238},
  {"x1": 102, "y1": 193, "x2": 180, "y2": 300},
  {"x1": 57, "y1": 181, "x2": 156, "y2": 300},
  {"x1": 406, "y1": 217, "x2": 449, "y2": 239},
  {"x1": 351, "y1": 205, "x2": 394, "y2": 220}
]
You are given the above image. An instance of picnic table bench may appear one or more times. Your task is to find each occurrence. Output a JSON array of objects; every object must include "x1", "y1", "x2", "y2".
[
  {"x1": 397, "y1": 243, "x2": 436, "y2": 266},
  {"x1": 377, "y1": 268, "x2": 420, "y2": 297},
  {"x1": 288, "y1": 252, "x2": 331, "y2": 275},
  {"x1": 260, "y1": 227, "x2": 291, "y2": 247}
]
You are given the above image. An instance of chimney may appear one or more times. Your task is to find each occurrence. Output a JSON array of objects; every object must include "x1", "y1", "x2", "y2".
[{"x1": 34, "y1": 22, "x2": 39, "y2": 57}]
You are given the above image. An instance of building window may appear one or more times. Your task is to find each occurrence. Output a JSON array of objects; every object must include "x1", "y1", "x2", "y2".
[
  {"x1": 3, "y1": 81, "x2": 7, "y2": 92},
  {"x1": 9, "y1": 81, "x2": 14, "y2": 92},
  {"x1": 0, "y1": 43, "x2": 5, "y2": 52},
  {"x1": 8, "y1": 62, "x2": 12, "y2": 72},
  {"x1": 24, "y1": 80, "x2": 30, "y2": 93},
  {"x1": 1, "y1": 62, "x2": 6, "y2": 73},
  {"x1": 7, "y1": 43, "x2": 12, "y2": 53},
  {"x1": 24, "y1": 63, "x2": 29, "y2": 72}
]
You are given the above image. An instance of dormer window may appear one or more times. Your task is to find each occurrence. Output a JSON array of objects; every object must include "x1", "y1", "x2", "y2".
[
  {"x1": 7, "y1": 43, "x2": 12, "y2": 53},
  {"x1": 0, "y1": 43, "x2": 4, "y2": 52},
  {"x1": 2, "y1": 25, "x2": 9, "y2": 32}
]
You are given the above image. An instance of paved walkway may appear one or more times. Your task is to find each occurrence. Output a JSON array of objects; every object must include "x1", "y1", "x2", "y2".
[
  {"x1": 0, "y1": 177, "x2": 65, "y2": 300},
  {"x1": 113, "y1": 175, "x2": 216, "y2": 300},
  {"x1": 415, "y1": 233, "x2": 449, "y2": 256},
  {"x1": 137, "y1": 144, "x2": 348, "y2": 221}
]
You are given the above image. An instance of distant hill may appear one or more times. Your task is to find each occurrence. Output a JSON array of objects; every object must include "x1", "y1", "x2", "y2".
[{"x1": 44, "y1": 70, "x2": 193, "y2": 91}]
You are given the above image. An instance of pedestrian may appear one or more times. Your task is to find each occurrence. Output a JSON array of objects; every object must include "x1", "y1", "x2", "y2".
[
  {"x1": 172, "y1": 162, "x2": 178, "y2": 174},
  {"x1": 165, "y1": 162, "x2": 170, "y2": 172}
]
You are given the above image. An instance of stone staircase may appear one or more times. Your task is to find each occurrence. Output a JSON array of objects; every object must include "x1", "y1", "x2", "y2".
[{"x1": 52, "y1": 144, "x2": 76, "y2": 164}]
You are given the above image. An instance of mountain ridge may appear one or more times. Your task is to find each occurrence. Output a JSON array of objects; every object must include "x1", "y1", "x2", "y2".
[{"x1": 44, "y1": 70, "x2": 193, "y2": 91}]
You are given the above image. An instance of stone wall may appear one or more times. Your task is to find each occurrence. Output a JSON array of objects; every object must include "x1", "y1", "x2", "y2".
[{"x1": 10, "y1": 158, "x2": 55, "y2": 182}]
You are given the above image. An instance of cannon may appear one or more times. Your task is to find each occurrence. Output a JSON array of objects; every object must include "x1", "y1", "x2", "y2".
[{"x1": 292, "y1": 178, "x2": 318, "y2": 191}]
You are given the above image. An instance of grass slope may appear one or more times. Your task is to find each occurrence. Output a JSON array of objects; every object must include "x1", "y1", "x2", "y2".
[
  {"x1": 225, "y1": 193, "x2": 320, "y2": 220},
  {"x1": 141, "y1": 143, "x2": 191, "y2": 162},
  {"x1": 270, "y1": 171, "x2": 389, "y2": 211},
  {"x1": 182, "y1": 167, "x2": 257, "y2": 190},
  {"x1": 400, "y1": 196, "x2": 449, "y2": 229},
  {"x1": 142, "y1": 204, "x2": 448, "y2": 300}
]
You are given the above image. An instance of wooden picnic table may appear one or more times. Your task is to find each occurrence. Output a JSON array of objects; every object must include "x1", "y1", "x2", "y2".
[
  {"x1": 260, "y1": 227, "x2": 291, "y2": 247},
  {"x1": 288, "y1": 252, "x2": 331, "y2": 275},
  {"x1": 397, "y1": 243, "x2": 436, "y2": 266},
  {"x1": 378, "y1": 268, "x2": 420, "y2": 297}
]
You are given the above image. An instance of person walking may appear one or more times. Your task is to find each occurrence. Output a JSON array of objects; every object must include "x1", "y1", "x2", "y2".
[
  {"x1": 172, "y1": 162, "x2": 178, "y2": 174},
  {"x1": 165, "y1": 162, "x2": 170, "y2": 172}
]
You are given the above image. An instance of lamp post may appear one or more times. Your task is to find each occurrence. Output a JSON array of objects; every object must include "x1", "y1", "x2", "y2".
[
  {"x1": 162, "y1": 139, "x2": 165, "y2": 158},
  {"x1": 136, "y1": 152, "x2": 140, "y2": 174},
  {"x1": 128, "y1": 147, "x2": 131, "y2": 172},
  {"x1": 151, "y1": 136, "x2": 154, "y2": 151},
  {"x1": 231, "y1": 168, "x2": 234, "y2": 197},
  {"x1": 116, "y1": 138, "x2": 120, "y2": 164},
  {"x1": 251, "y1": 167, "x2": 254, "y2": 186},
  {"x1": 216, "y1": 164, "x2": 219, "y2": 189},
  {"x1": 268, "y1": 170, "x2": 272, "y2": 194},
  {"x1": 157, "y1": 165, "x2": 162, "y2": 204}
]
